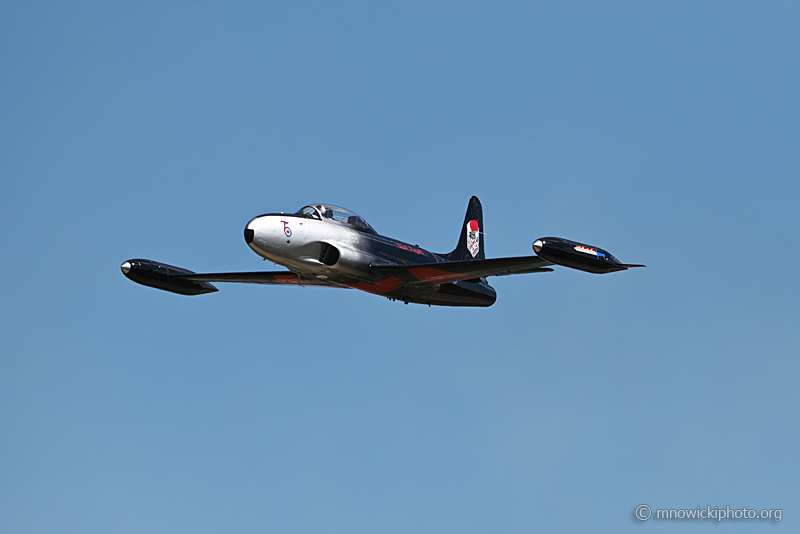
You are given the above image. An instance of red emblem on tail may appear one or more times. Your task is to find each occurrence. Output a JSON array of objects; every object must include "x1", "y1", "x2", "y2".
[{"x1": 466, "y1": 219, "x2": 479, "y2": 257}]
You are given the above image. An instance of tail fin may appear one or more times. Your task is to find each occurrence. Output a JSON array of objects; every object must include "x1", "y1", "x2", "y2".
[{"x1": 441, "y1": 196, "x2": 485, "y2": 261}]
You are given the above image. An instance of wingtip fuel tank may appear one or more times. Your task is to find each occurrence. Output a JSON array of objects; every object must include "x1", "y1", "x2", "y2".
[
  {"x1": 121, "y1": 259, "x2": 219, "y2": 295},
  {"x1": 532, "y1": 237, "x2": 644, "y2": 274}
]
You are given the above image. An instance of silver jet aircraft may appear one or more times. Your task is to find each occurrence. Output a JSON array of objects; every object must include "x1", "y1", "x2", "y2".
[{"x1": 121, "y1": 197, "x2": 643, "y2": 307}]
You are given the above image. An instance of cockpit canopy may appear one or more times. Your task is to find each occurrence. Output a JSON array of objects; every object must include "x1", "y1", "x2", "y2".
[{"x1": 296, "y1": 204, "x2": 376, "y2": 234}]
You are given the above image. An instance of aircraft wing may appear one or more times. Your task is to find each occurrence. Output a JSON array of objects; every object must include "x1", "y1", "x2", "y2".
[
  {"x1": 182, "y1": 271, "x2": 343, "y2": 287},
  {"x1": 121, "y1": 256, "x2": 549, "y2": 297},
  {"x1": 375, "y1": 256, "x2": 553, "y2": 285},
  {"x1": 120, "y1": 259, "x2": 345, "y2": 295}
]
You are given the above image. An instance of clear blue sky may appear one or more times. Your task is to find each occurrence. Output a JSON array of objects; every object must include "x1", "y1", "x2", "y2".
[{"x1": 2, "y1": 2, "x2": 798, "y2": 532}]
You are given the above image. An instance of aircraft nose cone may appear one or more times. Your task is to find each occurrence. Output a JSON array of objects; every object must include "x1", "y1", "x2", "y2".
[
  {"x1": 244, "y1": 227, "x2": 254, "y2": 244},
  {"x1": 533, "y1": 239, "x2": 544, "y2": 253},
  {"x1": 121, "y1": 261, "x2": 132, "y2": 274}
]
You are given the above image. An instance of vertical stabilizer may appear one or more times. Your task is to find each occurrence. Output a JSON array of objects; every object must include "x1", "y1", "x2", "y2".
[{"x1": 441, "y1": 196, "x2": 485, "y2": 261}]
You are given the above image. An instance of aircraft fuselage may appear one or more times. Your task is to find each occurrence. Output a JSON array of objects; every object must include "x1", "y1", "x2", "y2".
[{"x1": 245, "y1": 211, "x2": 496, "y2": 306}]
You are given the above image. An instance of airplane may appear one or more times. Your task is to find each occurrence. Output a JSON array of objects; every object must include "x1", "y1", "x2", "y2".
[{"x1": 121, "y1": 197, "x2": 644, "y2": 307}]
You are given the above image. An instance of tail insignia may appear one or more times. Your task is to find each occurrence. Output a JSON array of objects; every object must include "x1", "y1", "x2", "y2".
[{"x1": 467, "y1": 219, "x2": 480, "y2": 258}]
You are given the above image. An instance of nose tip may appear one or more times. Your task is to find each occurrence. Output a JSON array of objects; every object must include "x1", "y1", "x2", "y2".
[
  {"x1": 121, "y1": 261, "x2": 132, "y2": 274},
  {"x1": 244, "y1": 227, "x2": 254, "y2": 244},
  {"x1": 533, "y1": 239, "x2": 543, "y2": 253}
]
